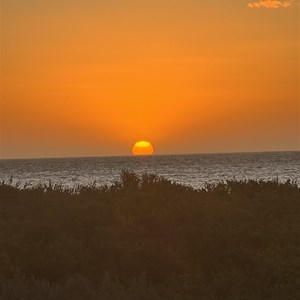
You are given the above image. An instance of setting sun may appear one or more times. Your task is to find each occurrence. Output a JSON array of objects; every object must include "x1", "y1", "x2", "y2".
[{"x1": 132, "y1": 141, "x2": 154, "y2": 156}]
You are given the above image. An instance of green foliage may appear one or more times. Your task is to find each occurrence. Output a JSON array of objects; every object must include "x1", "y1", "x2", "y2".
[{"x1": 0, "y1": 171, "x2": 299, "y2": 299}]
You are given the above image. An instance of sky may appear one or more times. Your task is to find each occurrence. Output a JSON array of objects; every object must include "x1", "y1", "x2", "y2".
[{"x1": 1, "y1": 0, "x2": 299, "y2": 159}]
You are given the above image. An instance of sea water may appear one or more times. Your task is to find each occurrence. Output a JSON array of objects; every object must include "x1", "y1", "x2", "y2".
[{"x1": 0, "y1": 152, "x2": 299, "y2": 189}]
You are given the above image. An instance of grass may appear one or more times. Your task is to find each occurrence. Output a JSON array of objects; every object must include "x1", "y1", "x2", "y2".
[{"x1": 0, "y1": 170, "x2": 299, "y2": 299}]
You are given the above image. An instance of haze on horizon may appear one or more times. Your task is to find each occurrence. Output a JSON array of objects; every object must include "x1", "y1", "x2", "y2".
[{"x1": 1, "y1": 0, "x2": 299, "y2": 159}]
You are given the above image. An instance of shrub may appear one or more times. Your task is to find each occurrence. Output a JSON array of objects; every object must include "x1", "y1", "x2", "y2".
[{"x1": 0, "y1": 172, "x2": 299, "y2": 299}]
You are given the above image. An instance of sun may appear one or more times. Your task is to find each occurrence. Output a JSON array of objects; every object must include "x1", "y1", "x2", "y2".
[{"x1": 132, "y1": 141, "x2": 154, "y2": 156}]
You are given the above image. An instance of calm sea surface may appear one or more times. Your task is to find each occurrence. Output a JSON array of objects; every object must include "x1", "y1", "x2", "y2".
[{"x1": 0, "y1": 152, "x2": 299, "y2": 189}]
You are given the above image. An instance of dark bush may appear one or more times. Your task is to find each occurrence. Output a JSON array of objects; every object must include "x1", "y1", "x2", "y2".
[{"x1": 0, "y1": 172, "x2": 299, "y2": 299}]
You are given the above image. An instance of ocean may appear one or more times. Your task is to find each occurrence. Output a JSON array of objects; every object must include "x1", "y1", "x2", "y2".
[{"x1": 0, "y1": 151, "x2": 299, "y2": 189}]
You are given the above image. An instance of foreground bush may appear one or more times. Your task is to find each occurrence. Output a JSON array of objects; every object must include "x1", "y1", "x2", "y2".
[{"x1": 0, "y1": 171, "x2": 299, "y2": 299}]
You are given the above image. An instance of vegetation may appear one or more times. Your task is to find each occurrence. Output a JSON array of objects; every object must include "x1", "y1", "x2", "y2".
[{"x1": 0, "y1": 170, "x2": 299, "y2": 300}]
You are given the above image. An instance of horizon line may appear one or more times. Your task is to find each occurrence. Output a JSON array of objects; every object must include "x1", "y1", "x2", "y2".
[{"x1": 1, "y1": 149, "x2": 299, "y2": 161}]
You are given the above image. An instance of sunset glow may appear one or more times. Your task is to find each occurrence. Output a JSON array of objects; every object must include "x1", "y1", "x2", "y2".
[{"x1": 1, "y1": 0, "x2": 299, "y2": 159}]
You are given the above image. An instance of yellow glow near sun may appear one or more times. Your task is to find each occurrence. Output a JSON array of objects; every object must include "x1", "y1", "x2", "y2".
[{"x1": 132, "y1": 141, "x2": 154, "y2": 156}]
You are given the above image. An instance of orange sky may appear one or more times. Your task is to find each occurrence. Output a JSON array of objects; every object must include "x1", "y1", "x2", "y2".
[{"x1": 1, "y1": 0, "x2": 299, "y2": 158}]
